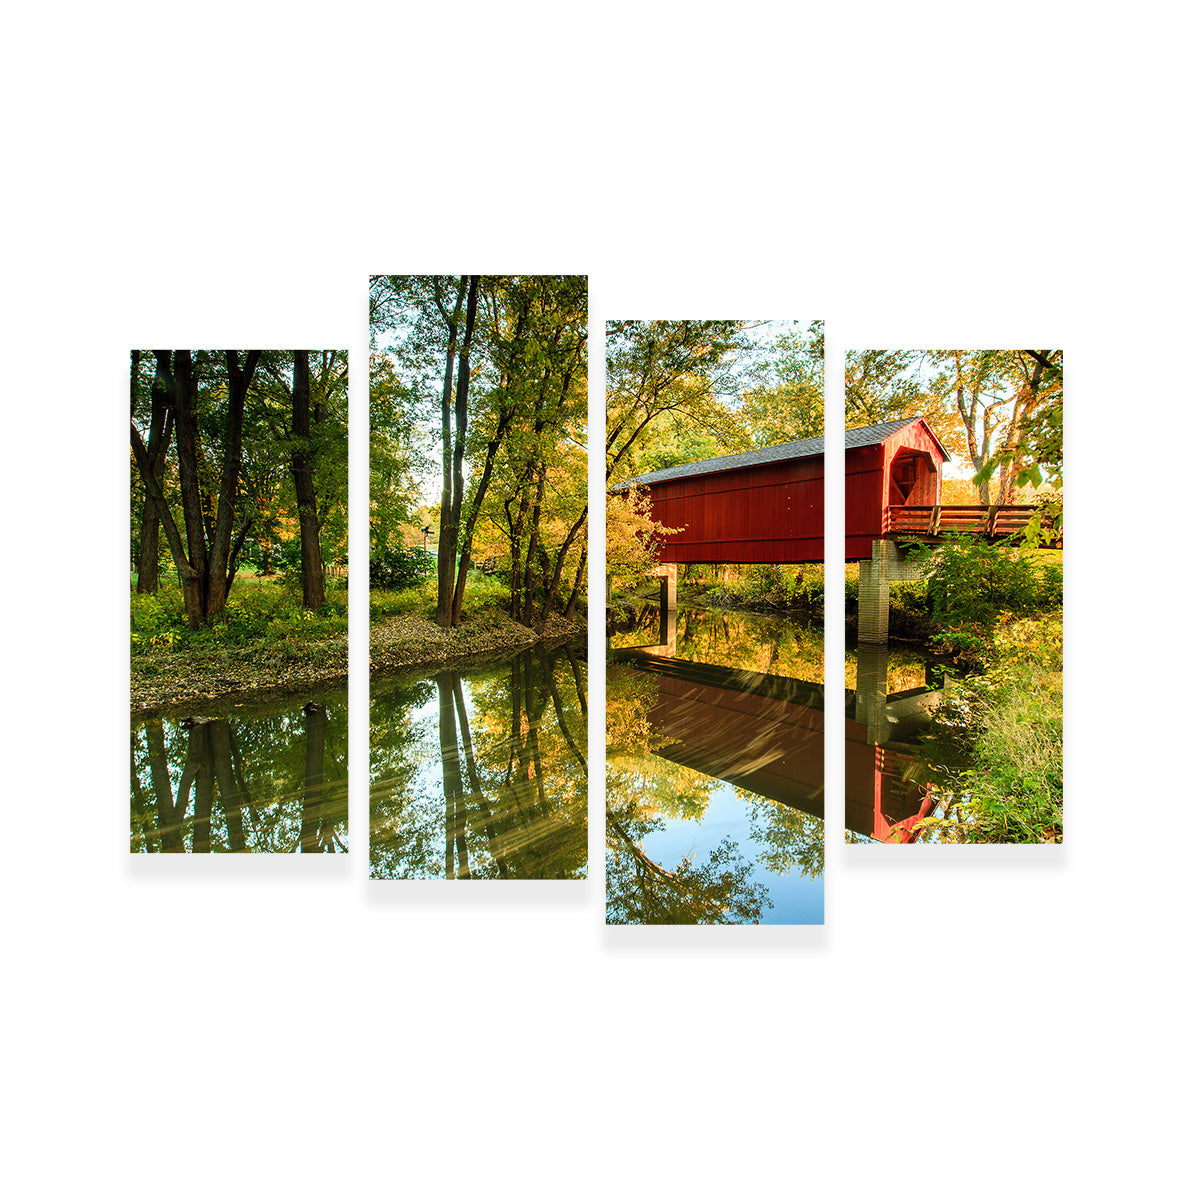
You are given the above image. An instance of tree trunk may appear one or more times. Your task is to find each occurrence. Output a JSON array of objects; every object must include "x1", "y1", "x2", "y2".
[
  {"x1": 520, "y1": 467, "x2": 547, "y2": 626},
  {"x1": 132, "y1": 351, "x2": 176, "y2": 595},
  {"x1": 564, "y1": 548, "x2": 587, "y2": 622},
  {"x1": 438, "y1": 275, "x2": 479, "y2": 626},
  {"x1": 435, "y1": 278, "x2": 468, "y2": 626},
  {"x1": 167, "y1": 351, "x2": 209, "y2": 629},
  {"x1": 536, "y1": 506, "x2": 587, "y2": 631},
  {"x1": 290, "y1": 350, "x2": 325, "y2": 609},
  {"x1": 449, "y1": 410, "x2": 513, "y2": 625}
]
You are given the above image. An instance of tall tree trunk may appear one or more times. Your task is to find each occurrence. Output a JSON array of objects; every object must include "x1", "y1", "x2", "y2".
[
  {"x1": 564, "y1": 548, "x2": 587, "y2": 623},
  {"x1": 132, "y1": 352, "x2": 176, "y2": 595},
  {"x1": 290, "y1": 350, "x2": 325, "y2": 609},
  {"x1": 520, "y1": 467, "x2": 547, "y2": 627},
  {"x1": 168, "y1": 351, "x2": 209, "y2": 629},
  {"x1": 449, "y1": 409, "x2": 513, "y2": 625},
  {"x1": 439, "y1": 275, "x2": 479, "y2": 627},
  {"x1": 996, "y1": 352, "x2": 1048, "y2": 504},
  {"x1": 205, "y1": 351, "x2": 261, "y2": 618},
  {"x1": 536, "y1": 506, "x2": 587, "y2": 631},
  {"x1": 435, "y1": 277, "x2": 468, "y2": 626}
]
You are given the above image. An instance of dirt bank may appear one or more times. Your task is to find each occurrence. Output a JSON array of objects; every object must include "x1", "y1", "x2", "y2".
[
  {"x1": 370, "y1": 610, "x2": 585, "y2": 672},
  {"x1": 131, "y1": 610, "x2": 586, "y2": 713}
]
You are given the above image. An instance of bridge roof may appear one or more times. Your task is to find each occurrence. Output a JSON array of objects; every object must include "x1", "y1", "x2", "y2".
[{"x1": 614, "y1": 417, "x2": 947, "y2": 490}]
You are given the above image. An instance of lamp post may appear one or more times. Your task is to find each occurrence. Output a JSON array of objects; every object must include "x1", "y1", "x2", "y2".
[{"x1": 421, "y1": 526, "x2": 432, "y2": 574}]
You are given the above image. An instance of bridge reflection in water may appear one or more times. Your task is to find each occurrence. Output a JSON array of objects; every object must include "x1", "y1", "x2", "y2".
[{"x1": 612, "y1": 606, "x2": 945, "y2": 845}]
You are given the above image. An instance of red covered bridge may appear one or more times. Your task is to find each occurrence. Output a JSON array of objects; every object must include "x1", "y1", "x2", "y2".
[{"x1": 614, "y1": 417, "x2": 1059, "y2": 642}]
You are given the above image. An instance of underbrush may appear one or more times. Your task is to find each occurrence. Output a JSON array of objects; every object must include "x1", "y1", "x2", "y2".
[
  {"x1": 131, "y1": 578, "x2": 348, "y2": 656},
  {"x1": 929, "y1": 614, "x2": 1063, "y2": 843},
  {"x1": 678, "y1": 564, "x2": 824, "y2": 615},
  {"x1": 369, "y1": 571, "x2": 512, "y2": 624}
]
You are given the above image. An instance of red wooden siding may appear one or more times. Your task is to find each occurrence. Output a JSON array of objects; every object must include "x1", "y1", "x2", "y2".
[
  {"x1": 648, "y1": 455, "x2": 823, "y2": 564},
  {"x1": 639, "y1": 418, "x2": 948, "y2": 565}
]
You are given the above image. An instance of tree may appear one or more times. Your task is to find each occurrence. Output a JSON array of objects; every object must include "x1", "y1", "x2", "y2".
[
  {"x1": 370, "y1": 274, "x2": 588, "y2": 631},
  {"x1": 130, "y1": 351, "x2": 175, "y2": 593},
  {"x1": 605, "y1": 319, "x2": 744, "y2": 483},
  {"x1": 130, "y1": 350, "x2": 262, "y2": 628},
  {"x1": 738, "y1": 320, "x2": 825, "y2": 446}
]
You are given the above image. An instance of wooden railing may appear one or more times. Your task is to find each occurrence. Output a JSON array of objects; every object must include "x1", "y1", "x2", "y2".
[{"x1": 886, "y1": 504, "x2": 1062, "y2": 545}]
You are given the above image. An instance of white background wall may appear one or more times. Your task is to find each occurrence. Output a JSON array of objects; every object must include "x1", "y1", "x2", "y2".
[{"x1": 3, "y1": 3, "x2": 1193, "y2": 1197}]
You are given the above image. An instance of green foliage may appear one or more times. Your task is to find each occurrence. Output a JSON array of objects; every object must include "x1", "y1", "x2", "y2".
[
  {"x1": 369, "y1": 571, "x2": 510, "y2": 625},
  {"x1": 710, "y1": 564, "x2": 823, "y2": 613},
  {"x1": 131, "y1": 578, "x2": 347, "y2": 656},
  {"x1": 370, "y1": 545, "x2": 429, "y2": 589},
  {"x1": 930, "y1": 615, "x2": 1064, "y2": 843},
  {"x1": 911, "y1": 535, "x2": 1062, "y2": 661}
]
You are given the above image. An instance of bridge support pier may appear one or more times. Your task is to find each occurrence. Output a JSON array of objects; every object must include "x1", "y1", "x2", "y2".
[
  {"x1": 653, "y1": 562, "x2": 677, "y2": 611},
  {"x1": 857, "y1": 540, "x2": 924, "y2": 644}
]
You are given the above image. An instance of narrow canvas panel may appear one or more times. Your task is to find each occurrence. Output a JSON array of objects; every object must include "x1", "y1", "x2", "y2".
[
  {"x1": 843, "y1": 350, "x2": 1063, "y2": 845},
  {"x1": 367, "y1": 276, "x2": 588, "y2": 881},
  {"x1": 605, "y1": 320, "x2": 825, "y2": 924},
  {"x1": 130, "y1": 350, "x2": 350, "y2": 853}
]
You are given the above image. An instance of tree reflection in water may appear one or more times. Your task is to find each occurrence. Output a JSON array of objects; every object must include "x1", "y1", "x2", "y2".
[
  {"x1": 605, "y1": 606, "x2": 825, "y2": 925},
  {"x1": 130, "y1": 692, "x2": 349, "y2": 853},
  {"x1": 370, "y1": 644, "x2": 587, "y2": 880}
]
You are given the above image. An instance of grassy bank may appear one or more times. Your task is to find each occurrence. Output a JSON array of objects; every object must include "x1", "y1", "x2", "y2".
[
  {"x1": 925, "y1": 613, "x2": 1063, "y2": 843},
  {"x1": 370, "y1": 572, "x2": 586, "y2": 671},
  {"x1": 130, "y1": 575, "x2": 348, "y2": 711},
  {"x1": 901, "y1": 540, "x2": 1063, "y2": 844}
]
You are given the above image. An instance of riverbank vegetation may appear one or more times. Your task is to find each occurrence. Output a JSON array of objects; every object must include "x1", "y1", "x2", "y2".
[
  {"x1": 370, "y1": 276, "x2": 587, "y2": 653},
  {"x1": 903, "y1": 537, "x2": 1063, "y2": 842},
  {"x1": 130, "y1": 350, "x2": 348, "y2": 706}
]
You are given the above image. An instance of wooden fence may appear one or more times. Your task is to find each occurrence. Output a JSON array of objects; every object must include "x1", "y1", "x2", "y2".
[{"x1": 885, "y1": 504, "x2": 1062, "y2": 545}]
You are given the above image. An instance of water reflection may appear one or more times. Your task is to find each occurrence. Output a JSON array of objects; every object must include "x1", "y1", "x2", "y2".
[
  {"x1": 370, "y1": 643, "x2": 587, "y2": 880},
  {"x1": 130, "y1": 690, "x2": 349, "y2": 853},
  {"x1": 845, "y1": 639, "x2": 968, "y2": 844},
  {"x1": 606, "y1": 605, "x2": 824, "y2": 925}
]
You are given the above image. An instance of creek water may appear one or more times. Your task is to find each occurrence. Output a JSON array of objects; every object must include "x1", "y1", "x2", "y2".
[
  {"x1": 606, "y1": 604, "x2": 825, "y2": 925},
  {"x1": 843, "y1": 637, "x2": 971, "y2": 844},
  {"x1": 130, "y1": 688, "x2": 349, "y2": 853},
  {"x1": 370, "y1": 642, "x2": 588, "y2": 880}
]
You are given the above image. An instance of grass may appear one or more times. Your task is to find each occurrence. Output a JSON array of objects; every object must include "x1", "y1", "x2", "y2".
[
  {"x1": 369, "y1": 571, "x2": 512, "y2": 624},
  {"x1": 941, "y1": 613, "x2": 1064, "y2": 843},
  {"x1": 130, "y1": 574, "x2": 348, "y2": 656}
]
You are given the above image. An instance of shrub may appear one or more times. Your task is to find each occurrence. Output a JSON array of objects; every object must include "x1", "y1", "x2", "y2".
[
  {"x1": 370, "y1": 545, "x2": 428, "y2": 590},
  {"x1": 913, "y1": 535, "x2": 1062, "y2": 631}
]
